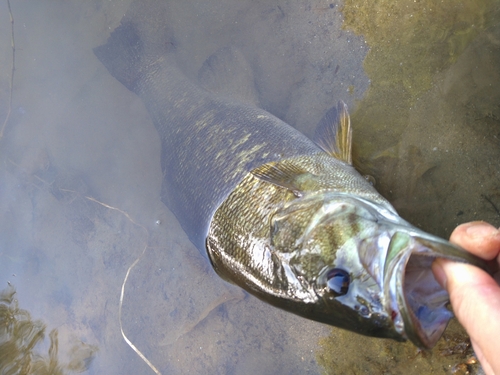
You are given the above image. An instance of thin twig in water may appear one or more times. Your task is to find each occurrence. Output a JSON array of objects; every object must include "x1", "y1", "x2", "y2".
[
  {"x1": 85, "y1": 196, "x2": 162, "y2": 375},
  {"x1": 1, "y1": 0, "x2": 15, "y2": 139},
  {"x1": 481, "y1": 194, "x2": 500, "y2": 217}
]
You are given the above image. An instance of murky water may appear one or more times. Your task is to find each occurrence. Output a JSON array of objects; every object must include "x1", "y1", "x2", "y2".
[{"x1": 0, "y1": 0, "x2": 498, "y2": 374}]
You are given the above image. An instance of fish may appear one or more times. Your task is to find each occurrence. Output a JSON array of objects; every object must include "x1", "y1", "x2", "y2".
[{"x1": 93, "y1": 6, "x2": 488, "y2": 349}]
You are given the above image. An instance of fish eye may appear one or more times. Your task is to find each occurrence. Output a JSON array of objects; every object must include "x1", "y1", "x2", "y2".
[{"x1": 326, "y1": 268, "x2": 350, "y2": 297}]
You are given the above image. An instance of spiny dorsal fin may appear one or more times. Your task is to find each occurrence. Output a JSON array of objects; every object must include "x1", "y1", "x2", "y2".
[
  {"x1": 251, "y1": 162, "x2": 312, "y2": 197},
  {"x1": 314, "y1": 101, "x2": 352, "y2": 164}
]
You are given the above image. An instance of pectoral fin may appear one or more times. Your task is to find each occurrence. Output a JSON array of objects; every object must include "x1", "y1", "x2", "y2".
[
  {"x1": 251, "y1": 162, "x2": 314, "y2": 197},
  {"x1": 314, "y1": 101, "x2": 352, "y2": 164}
]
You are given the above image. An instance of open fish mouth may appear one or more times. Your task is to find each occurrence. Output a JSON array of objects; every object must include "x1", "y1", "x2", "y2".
[{"x1": 384, "y1": 231, "x2": 489, "y2": 348}]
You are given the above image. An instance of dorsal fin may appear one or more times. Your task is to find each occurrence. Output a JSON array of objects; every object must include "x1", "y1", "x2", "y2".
[
  {"x1": 314, "y1": 101, "x2": 352, "y2": 164},
  {"x1": 198, "y1": 46, "x2": 260, "y2": 107}
]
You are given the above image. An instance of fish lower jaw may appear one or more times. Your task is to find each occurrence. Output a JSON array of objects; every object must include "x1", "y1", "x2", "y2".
[{"x1": 387, "y1": 254, "x2": 454, "y2": 348}]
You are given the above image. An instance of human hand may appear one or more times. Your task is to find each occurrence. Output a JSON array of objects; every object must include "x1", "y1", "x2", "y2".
[{"x1": 432, "y1": 221, "x2": 500, "y2": 375}]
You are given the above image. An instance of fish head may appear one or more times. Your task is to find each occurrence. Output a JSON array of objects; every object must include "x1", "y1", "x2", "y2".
[{"x1": 270, "y1": 191, "x2": 488, "y2": 348}]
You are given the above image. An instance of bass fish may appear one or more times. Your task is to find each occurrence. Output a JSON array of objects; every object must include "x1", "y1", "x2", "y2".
[{"x1": 94, "y1": 13, "x2": 487, "y2": 349}]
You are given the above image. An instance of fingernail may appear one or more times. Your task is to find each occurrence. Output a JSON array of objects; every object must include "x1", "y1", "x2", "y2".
[
  {"x1": 432, "y1": 260, "x2": 448, "y2": 290},
  {"x1": 465, "y1": 221, "x2": 497, "y2": 238}
]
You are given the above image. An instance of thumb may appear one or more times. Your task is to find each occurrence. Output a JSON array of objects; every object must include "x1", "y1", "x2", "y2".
[{"x1": 433, "y1": 258, "x2": 500, "y2": 374}]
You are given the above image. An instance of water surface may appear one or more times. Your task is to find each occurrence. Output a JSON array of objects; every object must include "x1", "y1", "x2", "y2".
[{"x1": 0, "y1": 1, "x2": 499, "y2": 374}]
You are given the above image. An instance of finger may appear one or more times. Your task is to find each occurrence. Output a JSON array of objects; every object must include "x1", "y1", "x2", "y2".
[
  {"x1": 449, "y1": 221, "x2": 500, "y2": 260},
  {"x1": 470, "y1": 338, "x2": 495, "y2": 375},
  {"x1": 433, "y1": 259, "x2": 500, "y2": 375}
]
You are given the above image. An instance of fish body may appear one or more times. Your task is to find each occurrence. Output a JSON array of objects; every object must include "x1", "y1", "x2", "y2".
[{"x1": 94, "y1": 14, "x2": 487, "y2": 349}]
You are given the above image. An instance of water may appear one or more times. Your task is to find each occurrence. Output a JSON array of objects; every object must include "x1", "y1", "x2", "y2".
[{"x1": 0, "y1": 0, "x2": 498, "y2": 374}]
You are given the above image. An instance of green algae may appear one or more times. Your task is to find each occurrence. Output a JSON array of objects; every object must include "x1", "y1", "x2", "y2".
[
  {"x1": 317, "y1": 320, "x2": 479, "y2": 375},
  {"x1": 343, "y1": 0, "x2": 497, "y2": 97},
  {"x1": 0, "y1": 285, "x2": 98, "y2": 375},
  {"x1": 341, "y1": 0, "x2": 499, "y2": 157}
]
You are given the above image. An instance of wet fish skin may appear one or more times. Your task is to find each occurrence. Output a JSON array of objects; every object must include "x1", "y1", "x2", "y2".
[
  {"x1": 205, "y1": 144, "x2": 482, "y2": 348},
  {"x1": 207, "y1": 153, "x2": 403, "y2": 340},
  {"x1": 94, "y1": 13, "x2": 488, "y2": 349},
  {"x1": 95, "y1": 21, "x2": 323, "y2": 253}
]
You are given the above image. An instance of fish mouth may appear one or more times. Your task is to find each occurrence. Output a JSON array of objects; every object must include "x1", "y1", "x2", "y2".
[{"x1": 383, "y1": 231, "x2": 489, "y2": 349}]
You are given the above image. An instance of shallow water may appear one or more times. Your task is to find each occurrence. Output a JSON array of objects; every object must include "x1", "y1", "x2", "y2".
[{"x1": 0, "y1": 0, "x2": 498, "y2": 374}]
